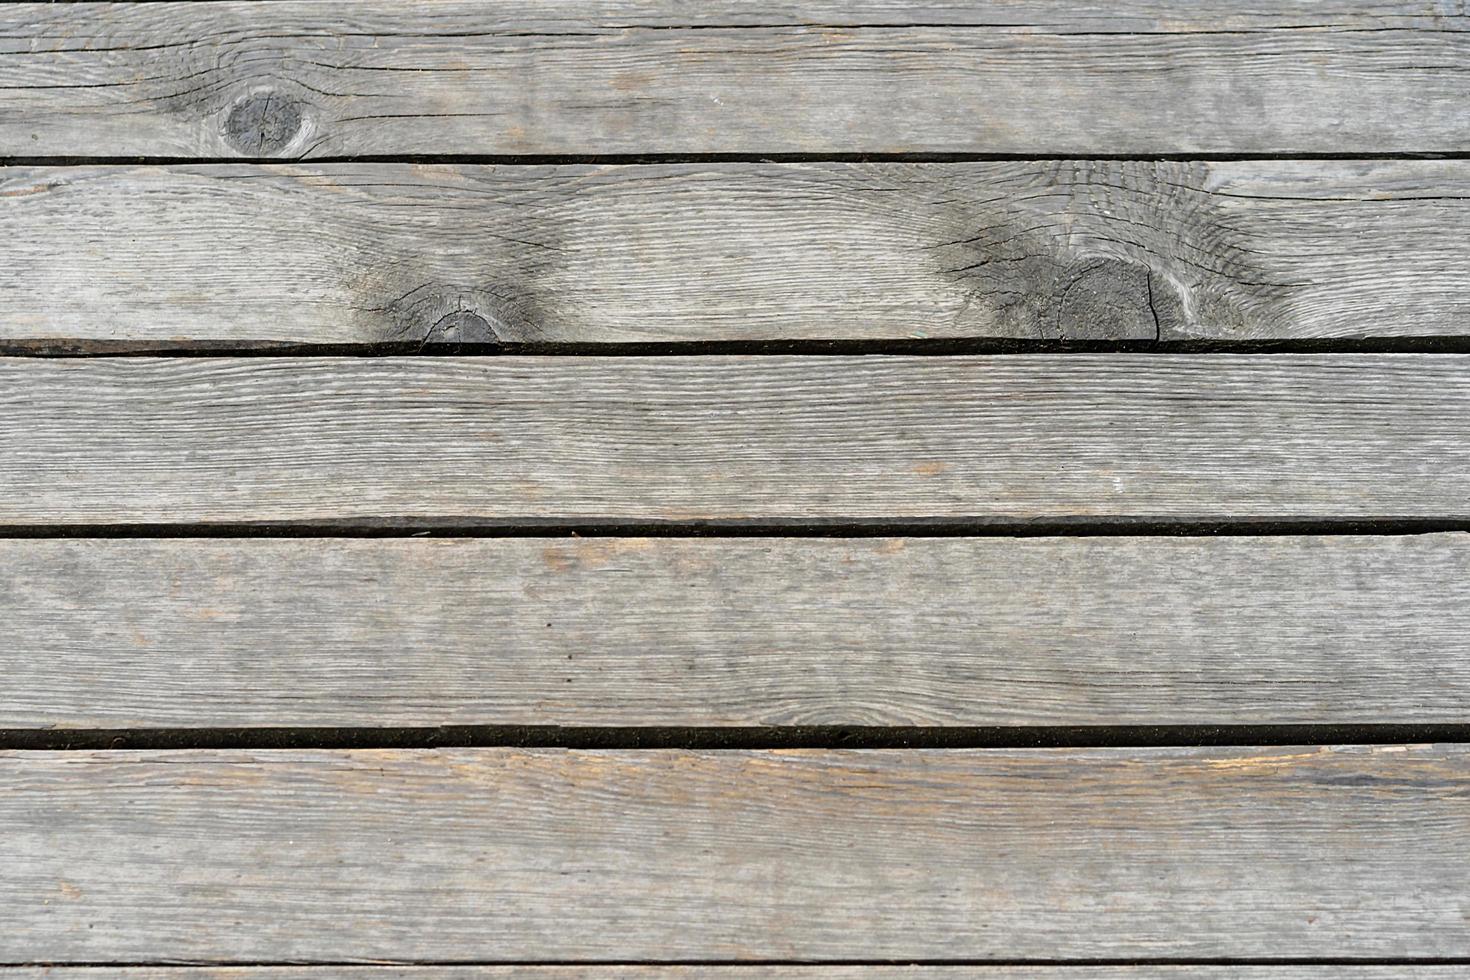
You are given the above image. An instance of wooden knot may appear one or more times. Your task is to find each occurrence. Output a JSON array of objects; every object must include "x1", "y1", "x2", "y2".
[
  {"x1": 1054, "y1": 258, "x2": 1160, "y2": 341},
  {"x1": 370, "y1": 284, "x2": 536, "y2": 343},
  {"x1": 223, "y1": 91, "x2": 305, "y2": 157},
  {"x1": 426, "y1": 310, "x2": 497, "y2": 343}
]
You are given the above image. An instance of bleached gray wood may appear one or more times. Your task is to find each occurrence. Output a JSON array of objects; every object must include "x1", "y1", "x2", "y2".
[
  {"x1": 3, "y1": 2, "x2": 1468, "y2": 157},
  {"x1": 5, "y1": 535, "x2": 1470, "y2": 729},
  {"x1": 1, "y1": 354, "x2": 1468, "y2": 525},
  {"x1": 4, "y1": 160, "x2": 1468, "y2": 345},
  {"x1": 0, "y1": 971, "x2": 1455, "y2": 980},
  {"x1": 4, "y1": 745, "x2": 1469, "y2": 961}
]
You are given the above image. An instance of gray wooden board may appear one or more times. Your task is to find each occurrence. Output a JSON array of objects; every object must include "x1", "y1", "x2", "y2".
[
  {"x1": 5, "y1": 535, "x2": 1470, "y2": 729},
  {"x1": 3, "y1": 160, "x2": 1469, "y2": 345},
  {"x1": 4, "y1": 745, "x2": 1469, "y2": 961},
  {"x1": 2, "y1": 971, "x2": 1463, "y2": 980},
  {"x1": 3, "y1": 2, "x2": 1469, "y2": 157},
  {"x1": 1, "y1": 354, "x2": 1468, "y2": 525}
]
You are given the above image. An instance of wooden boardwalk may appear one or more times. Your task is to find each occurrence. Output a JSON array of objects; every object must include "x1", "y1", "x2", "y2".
[{"x1": 2, "y1": 1, "x2": 1469, "y2": 974}]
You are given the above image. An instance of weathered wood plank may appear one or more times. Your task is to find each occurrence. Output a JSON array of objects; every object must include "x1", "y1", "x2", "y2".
[
  {"x1": 18, "y1": 969, "x2": 1453, "y2": 978},
  {"x1": 5, "y1": 535, "x2": 1470, "y2": 729},
  {"x1": 3, "y1": 2, "x2": 1468, "y2": 157},
  {"x1": 1, "y1": 355, "x2": 1467, "y2": 525},
  {"x1": 4, "y1": 745, "x2": 1468, "y2": 961},
  {"x1": 4, "y1": 161, "x2": 1468, "y2": 345}
]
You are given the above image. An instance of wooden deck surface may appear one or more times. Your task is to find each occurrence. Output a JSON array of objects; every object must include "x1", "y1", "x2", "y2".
[
  {"x1": 2, "y1": 0, "x2": 1468, "y2": 972},
  {"x1": 4, "y1": 161, "x2": 1468, "y2": 345},
  {"x1": 3, "y1": 355, "x2": 1468, "y2": 524},
  {"x1": 6, "y1": 2, "x2": 1469, "y2": 157},
  {"x1": 7, "y1": 535, "x2": 1469, "y2": 729},
  {"x1": 6, "y1": 746, "x2": 1470, "y2": 961}
]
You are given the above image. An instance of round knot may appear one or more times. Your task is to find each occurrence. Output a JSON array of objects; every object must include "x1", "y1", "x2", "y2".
[
  {"x1": 427, "y1": 310, "x2": 497, "y2": 343},
  {"x1": 223, "y1": 92, "x2": 305, "y2": 157},
  {"x1": 1054, "y1": 258, "x2": 1159, "y2": 341}
]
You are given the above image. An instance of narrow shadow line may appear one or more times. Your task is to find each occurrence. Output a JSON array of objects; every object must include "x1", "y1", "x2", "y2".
[
  {"x1": 7, "y1": 724, "x2": 1470, "y2": 752},
  {"x1": 6, "y1": 151, "x2": 1470, "y2": 167},
  {"x1": 8, "y1": 337, "x2": 1470, "y2": 357},
  {"x1": 0, "y1": 518, "x2": 1468, "y2": 540}
]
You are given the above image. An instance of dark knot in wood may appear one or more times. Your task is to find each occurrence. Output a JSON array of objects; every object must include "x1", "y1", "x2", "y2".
[
  {"x1": 426, "y1": 310, "x2": 497, "y2": 343},
  {"x1": 371, "y1": 283, "x2": 543, "y2": 344},
  {"x1": 223, "y1": 92, "x2": 305, "y2": 157},
  {"x1": 1054, "y1": 258, "x2": 1161, "y2": 341}
]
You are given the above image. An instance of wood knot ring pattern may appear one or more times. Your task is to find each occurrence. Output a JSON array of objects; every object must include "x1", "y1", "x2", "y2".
[{"x1": 223, "y1": 92, "x2": 305, "y2": 157}]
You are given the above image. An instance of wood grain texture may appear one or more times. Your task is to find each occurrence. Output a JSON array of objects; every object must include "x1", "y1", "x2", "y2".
[
  {"x1": 5, "y1": 535, "x2": 1470, "y2": 729},
  {"x1": 4, "y1": 745, "x2": 1469, "y2": 961},
  {"x1": 4, "y1": 160, "x2": 1469, "y2": 345},
  {"x1": 3, "y1": 2, "x2": 1469, "y2": 157},
  {"x1": 2, "y1": 971, "x2": 1460, "y2": 980},
  {"x1": 1, "y1": 354, "x2": 1468, "y2": 525}
]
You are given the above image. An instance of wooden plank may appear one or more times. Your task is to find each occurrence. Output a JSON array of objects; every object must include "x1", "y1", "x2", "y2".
[
  {"x1": 1, "y1": 354, "x2": 1467, "y2": 525},
  {"x1": 5, "y1": 969, "x2": 1456, "y2": 979},
  {"x1": 5, "y1": 535, "x2": 1470, "y2": 730},
  {"x1": 3, "y1": 2, "x2": 1468, "y2": 157},
  {"x1": 4, "y1": 745, "x2": 1469, "y2": 961},
  {"x1": 4, "y1": 161, "x2": 1469, "y2": 346}
]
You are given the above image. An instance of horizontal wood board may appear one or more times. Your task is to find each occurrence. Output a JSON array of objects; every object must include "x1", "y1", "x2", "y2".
[
  {"x1": 5, "y1": 535, "x2": 1470, "y2": 729},
  {"x1": 2, "y1": 354, "x2": 1468, "y2": 525},
  {"x1": 3, "y1": 2, "x2": 1469, "y2": 156},
  {"x1": 3, "y1": 160, "x2": 1469, "y2": 345},
  {"x1": 4, "y1": 745, "x2": 1469, "y2": 961}
]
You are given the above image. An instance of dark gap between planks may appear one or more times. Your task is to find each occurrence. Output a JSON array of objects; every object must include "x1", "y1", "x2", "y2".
[
  {"x1": 2, "y1": 518, "x2": 1469, "y2": 538},
  {"x1": 9, "y1": 338, "x2": 1470, "y2": 357},
  {"x1": 8, "y1": 724, "x2": 1470, "y2": 752},
  {"x1": 6, "y1": 151, "x2": 1470, "y2": 167}
]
